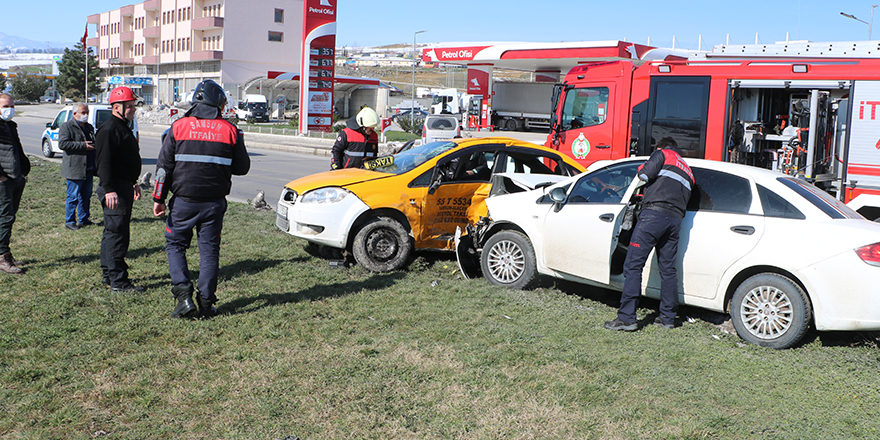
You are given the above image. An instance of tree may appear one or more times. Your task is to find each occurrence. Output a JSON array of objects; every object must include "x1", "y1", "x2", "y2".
[
  {"x1": 56, "y1": 42, "x2": 103, "y2": 101},
  {"x1": 0, "y1": 73, "x2": 6, "y2": 92},
  {"x1": 11, "y1": 74, "x2": 49, "y2": 102}
]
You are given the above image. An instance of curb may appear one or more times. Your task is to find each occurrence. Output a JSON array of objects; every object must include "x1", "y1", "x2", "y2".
[{"x1": 139, "y1": 124, "x2": 398, "y2": 157}]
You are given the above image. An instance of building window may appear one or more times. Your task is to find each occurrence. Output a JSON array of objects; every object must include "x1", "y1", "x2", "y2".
[
  {"x1": 268, "y1": 31, "x2": 283, "y2": 42},
  {"x1": 274, "y1": 8, "x2": 284, "y2": 23}
]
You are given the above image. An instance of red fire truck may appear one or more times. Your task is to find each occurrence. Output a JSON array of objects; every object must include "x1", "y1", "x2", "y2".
[{"x1": 545, "y1": 42, "x2": 880, "y2": 219}]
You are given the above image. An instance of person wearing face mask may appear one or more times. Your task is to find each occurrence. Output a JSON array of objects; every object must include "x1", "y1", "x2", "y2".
[
  {"x1": 59, "y1": 103, "x2": 97, "y2": 230},
  {"x1": 95, "y1": 87, "x2": 144, "y2": 293},
  {"x1": 0, "y1": 93, "x2": 31, "y2": 275}
]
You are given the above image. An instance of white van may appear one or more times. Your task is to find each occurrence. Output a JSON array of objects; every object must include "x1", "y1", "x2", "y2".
[
  {"x1": 234, "y1": 94, "x2": 269, "y2": 122},
  {"x1": 421, "y1": 114, "x2": 460, "y2": 144},
  {"x1": 41, "y1": 104, "x2": 139, "y2": 158}
]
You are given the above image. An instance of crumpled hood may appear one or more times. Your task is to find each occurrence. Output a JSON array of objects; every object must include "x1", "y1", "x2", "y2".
[{"x1": 284, "y1": 168, "x2": 392, "y2": 193}]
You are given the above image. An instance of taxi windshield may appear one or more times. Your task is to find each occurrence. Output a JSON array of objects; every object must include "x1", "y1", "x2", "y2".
[{"x1": 371, "y1": 141, "x2": 457, "y2": 175}]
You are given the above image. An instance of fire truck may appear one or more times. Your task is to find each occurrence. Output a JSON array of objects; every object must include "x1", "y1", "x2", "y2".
[{"x1": 545, "y1": 41, "x2": 880, "y2": 219}]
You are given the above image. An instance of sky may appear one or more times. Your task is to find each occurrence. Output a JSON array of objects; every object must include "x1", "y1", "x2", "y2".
[{"x1": 7, "y1": 0, "x2": 880, "y2": 50}]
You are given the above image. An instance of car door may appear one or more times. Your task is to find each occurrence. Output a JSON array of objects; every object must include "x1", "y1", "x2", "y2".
[
  {"x1": 642, "y1": 167, "x2": 765, "y2": 301},
  {"x1": 419, "y1": 146, "x2": 497, "y2": 249},
  {"x1": 541, "y1": 161, "x2": 642, "y2": 284},
  {"x1": 48, "y1": 110, "x2": 71, "y2": 149},
  {"x1": 556, "y1": 84, "x2": 616, "y2": 162}
]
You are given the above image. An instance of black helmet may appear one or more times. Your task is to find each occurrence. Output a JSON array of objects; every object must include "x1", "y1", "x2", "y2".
[{"x1": 192, "y1": 79, "x2": 227, "y2": 109}]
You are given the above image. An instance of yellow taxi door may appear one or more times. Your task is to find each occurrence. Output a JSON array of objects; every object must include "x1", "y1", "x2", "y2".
[{"x1": 418, "y1": 149, "x2": 495, "y2": 250}]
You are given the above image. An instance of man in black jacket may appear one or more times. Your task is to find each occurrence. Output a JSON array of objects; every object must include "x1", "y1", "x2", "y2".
[
  {"x1": 331, "y1": 107, "x2": 379, "y2": 170},
  {"x1": 59, "y1": 103, "x2": 97, "y2": 230},
  {"x1": 605, "y1": 137, "x2": 694, "y2": 331},
  {"x1": 152, "y1": 80, "x2": 250, "y2": 319},
  {"x1": 0, "y1": 93, "x2": 31, "y2": 275},
  {"x1": 95, "y1": 86, "x2": 144, "y2": 293}
]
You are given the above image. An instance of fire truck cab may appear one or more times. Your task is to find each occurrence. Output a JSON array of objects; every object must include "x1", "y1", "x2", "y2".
[{"x1": 546, "y1": 43, "x2": 880, "y2": 217}]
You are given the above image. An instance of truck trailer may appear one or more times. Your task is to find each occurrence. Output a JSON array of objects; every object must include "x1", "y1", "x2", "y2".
[
  {"x1": 492, "y1": 81, "x2": 554, "y2": 132},
  {"x1": 545, "y1": 41, "x2": 880, "y2": 218}
]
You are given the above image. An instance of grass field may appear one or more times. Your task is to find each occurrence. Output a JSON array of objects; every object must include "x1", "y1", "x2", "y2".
[{"x1": 2, "y1": 158, "x2": 880, "y2": 439}]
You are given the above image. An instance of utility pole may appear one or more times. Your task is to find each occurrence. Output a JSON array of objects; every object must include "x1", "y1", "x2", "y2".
[{"x1": 412, "y1": 30, "x2": 426, "y2": 127}]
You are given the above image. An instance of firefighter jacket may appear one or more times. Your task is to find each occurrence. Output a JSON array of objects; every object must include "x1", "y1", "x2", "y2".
[
  {"x1": 331, "y1": 117, "x2": 378, "y2": 169},
  {"x1": 152, "y1": 103, "x2": 251, "y2": 203},
  {"x1": 95, "y1": 114, "x2": 141, "y2": 193},
  {"x1": 637, "y1": 147, "x2": 695, "y2": 220}
]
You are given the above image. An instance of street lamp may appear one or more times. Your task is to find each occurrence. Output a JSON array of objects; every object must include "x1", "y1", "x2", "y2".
[
  {"x1": 841, "y1": 5, "x2": 878, "y2": 40},
  {"x1": 412, "y1": 30, "x2": 426, "y2": 128}
]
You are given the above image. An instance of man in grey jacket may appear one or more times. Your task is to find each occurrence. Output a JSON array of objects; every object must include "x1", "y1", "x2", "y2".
[{"x1": 59, "y1": 103, "x2": 96, "y2": 230}]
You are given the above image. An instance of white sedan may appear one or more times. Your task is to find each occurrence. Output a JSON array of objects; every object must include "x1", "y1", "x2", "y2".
[{"x1": 456, "y1": 158, "x2": 880, "y2": 349}]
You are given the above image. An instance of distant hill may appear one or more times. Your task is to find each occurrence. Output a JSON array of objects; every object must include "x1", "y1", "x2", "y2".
[{"x1": 0, "y1": 32, "x2": 72, "y2": 53}]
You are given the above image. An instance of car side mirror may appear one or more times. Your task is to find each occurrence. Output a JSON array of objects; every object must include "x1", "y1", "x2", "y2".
[
  {"x1": 45, "y1": 122, "x2": 52, "y2": 128},
  {"x1": 550, "y1": 187, "x2": 566, "y2": 212}
]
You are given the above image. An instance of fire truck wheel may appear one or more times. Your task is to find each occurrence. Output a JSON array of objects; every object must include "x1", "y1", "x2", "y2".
[
  {"x1": 730, "y1": 273, "x2": 812, "y2": 349},
  {"x1": 352, "y1": 216, "x2": 412, "y2": 272},
  {"x1": 481, "y1": 230, "x2": 536, "y2": 290}
]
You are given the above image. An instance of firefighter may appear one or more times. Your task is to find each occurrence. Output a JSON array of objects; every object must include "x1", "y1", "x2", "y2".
[
  {"x1": 604, "y1": 137, "x2": 694, "y2": 331},
  {"x1": 95, "y1": 86, "x2": 144, "y2": 292},
  {"x1": 330, "y1": 106, "x2": 380, "y2": 170},
  {"x1": 152, "y1": 79, "x2": 250, "y2": 319}
]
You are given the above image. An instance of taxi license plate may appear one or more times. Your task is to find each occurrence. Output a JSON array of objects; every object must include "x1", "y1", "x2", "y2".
[
  {"x1": 364, "y1": 155, "x2": 393, "y2": 170},
  {"x1": 276, "y1": 204, "x2": 288, "y2": 219}
]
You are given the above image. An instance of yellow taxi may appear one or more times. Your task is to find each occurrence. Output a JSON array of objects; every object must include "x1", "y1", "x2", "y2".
[{"x1": 275, "y1": 137, "x2": 586, "y2": 271}]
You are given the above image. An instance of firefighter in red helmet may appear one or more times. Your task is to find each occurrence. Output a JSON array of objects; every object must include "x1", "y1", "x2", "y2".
[{"x1": 94, "y1": 86, "x2": 145, "y2": 293}]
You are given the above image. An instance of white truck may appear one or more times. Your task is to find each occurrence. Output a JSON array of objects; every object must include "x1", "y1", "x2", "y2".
[
  {"x1": 491, "y1": 82, "x2": 554, "y2": 132},
  {"x1": 234, "y1": 94, "x2": 269, "y2": 122},
  {"x1": 430, "y1": 88, "x2": 470, "y2": 115}
]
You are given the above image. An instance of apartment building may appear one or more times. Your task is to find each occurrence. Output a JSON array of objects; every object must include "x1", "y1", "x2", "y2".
[{"x1": 88, "y1": 0, "x2": 302, "y2": 105}]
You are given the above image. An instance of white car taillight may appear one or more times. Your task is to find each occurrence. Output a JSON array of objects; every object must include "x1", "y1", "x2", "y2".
[{"x1": 855, "y1": 242, "x2": 880, "y2": 267}]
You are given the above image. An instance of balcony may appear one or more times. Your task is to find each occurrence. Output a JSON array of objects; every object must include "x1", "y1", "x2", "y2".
[
  {"x1": 87, "y1": 37, "x2": 99, "y2": 46},
  {"x1": 192, "y1": 16, "x2": 224, "y2": 30},
  {"x1": 143, "y1": 26, "x2": 160, "y2": 39},
  {"x1": 120, "y1": 5, "x2": 134, "y2": 16},
  {"x1": 143, "y1": 0, "x2": 160, "y2": 11},
  {"x1": 121, "y1": 58, "x2": 135, "y2": 65},
  {"x1": 142, "y1": 55, "x2": 159, "y2": 64},
  {"x1": 191, "y1": 50, "x2": 223, "y2": 61},
  {"x1": 87, "y1": 14, "x2": 100, "y2": 24},
  {"x1": 120, "y1": 31, "x2": 134, "y2": 42}
]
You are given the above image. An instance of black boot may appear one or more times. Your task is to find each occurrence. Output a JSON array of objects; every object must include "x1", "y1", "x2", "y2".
[
  {"x1": 171, "y1": 284, "x2": 197, "y2": 319},
  {"x1": 196, "y1": 295, "x2": 218, "y2": 319}
]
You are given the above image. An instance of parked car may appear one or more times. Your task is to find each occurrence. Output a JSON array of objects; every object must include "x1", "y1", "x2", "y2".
[
  {"x1": 41, "y1": 104, "x2": 139, "y2": 158},
  {"x1": 456, "y1": 157, "x2": 880, "y2": 349},
  {"x1": 391, "y1": 109, "x2": 428, "y2": 122},
  {"x1": 422, "y1": 115, "x2": 460, "y2": 144},
  {"x1": 284, "y1": 103, "x2": 299, "y2": 119},
  {"x1": 275, "y1": 137, "x2": 586, "y2": 272}
]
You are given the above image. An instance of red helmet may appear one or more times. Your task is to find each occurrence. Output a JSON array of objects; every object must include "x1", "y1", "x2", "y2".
[{"x1": 108, "y1": 86, "x2": 137, "y2": 104}]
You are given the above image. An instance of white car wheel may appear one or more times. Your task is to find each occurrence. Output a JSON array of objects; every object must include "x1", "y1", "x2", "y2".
[
  {"x1": 731, "y1": 273, "x2": 812, "y2": 349},
  {"x1": 42, "y1": 139, "x2": 55, "y2": 158},
  {"x1": 481, "y1": 230, "x2": 536, "y2": 290}
]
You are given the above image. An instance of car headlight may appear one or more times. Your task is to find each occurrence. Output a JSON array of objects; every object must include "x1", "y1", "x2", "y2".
[
  {"x1": 299, "y1": 187, "x2": 350, "y2": 204},
  {"x1": 279, "y1": 187, "x2": 297, "y2": 203}
]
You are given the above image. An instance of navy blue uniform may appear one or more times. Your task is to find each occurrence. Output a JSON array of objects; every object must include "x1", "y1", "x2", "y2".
[
  {"x1": 153, "y1": 103, "x2": 250, "y2": 304},
  {"x1": 617, "y1": 148, "x2": 694, "y2": 325},
  {"x1": 330, "y1": 117, "x2": 378, "y2": 169}
]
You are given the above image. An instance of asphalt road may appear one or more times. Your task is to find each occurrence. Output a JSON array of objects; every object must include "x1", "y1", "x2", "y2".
[{"x1": 13, "y1": 104, "x2": 328, "y2": 205}]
